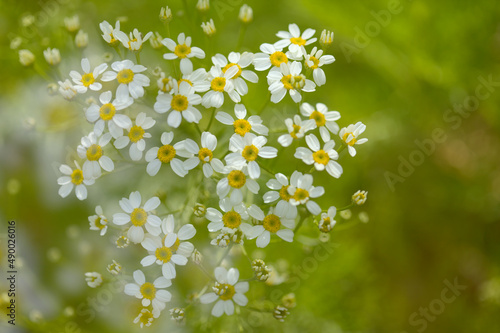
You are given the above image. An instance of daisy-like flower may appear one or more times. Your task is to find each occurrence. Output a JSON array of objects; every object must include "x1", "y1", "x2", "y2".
[
  {"x1": 124, "y1": 270, "x2": 172, "y2": 316},
  {"x1": 206, "y1": 199, "x2": 253, "y2": 235},
  {"x1": 318, "y1": 206, "x2": 337, "y2": 233},
  {"x1": 246, "y1": 205, "x2": 295, "y2": 248},
  {"x1": 352, "y1": 190, "x2": 368, "y2": 205},
  {"x1": 300, "y1": 102, "x2": 340, "y2": 141},
  {"x1": 274, "y1": 23, "x2": 317, "y2": 57},
  {"x1": 287, "y1": 171, "x2": 325, "y2": 215},
  {"x1": 211, "y1": 52, "x2": 258, "y2": 96},
  {"x1": 253, "y1": 43, "x2": 292, "y2": 72},
  {"x1": 58, "y1": 79, "x2": 78, "y2": 100},
  {"x1": 154, "y1": 81, "x2": 202, "y2": 128},
  {"x1": 157, "y1": 72, "x2": 175, "y2": 94},
  {"x1": 267, "y1": 61, "x2": 315, "y2": 103},
  {"x1": 88, "y1": 205, "x2": 108, "y2": 235},
  {"x1": 217, "y1": 166, "x2": 259, "y2": 205},
  {"x1": 202, "y1": 65, "x2": 240, "y2": 108},
  {"x1": 199, "y1": 267, "x2": 249, "y2": 317},
  {"x1": 145, "y1": 132, "x2": 190, "y2": 177},
  {"x1": 179, "y1": 132, "x2": 224, "y2": 178},
  {"x1": 262, "y1": 173, "x2": 298, "y2": 220},
  {"x1": 77, "y1": 132, "x2": 114, "y2": 179},
  {"x1": 277, "y1": 115, "x2": 315, "y2": 147},
  {"x1": 107, "y1": 260, "x2": 122, "y2": 275},
  {"x1": 225, "y1": 133, "x2": 278, "y2": 179},
  {"x1": 57, "y1": 161, "x2": 94, "y2": 200},
  {"x1": 112, "y1": 191, "x2": 162, "y2": 243},
  {"x1": 177, "y1": 60, "x2": 210, "y2": 93},
  {"x1": 140, "y1": 215, "x2": 196, "y2": 279},
  {"x1": 101, "y1": 60, "x2": 150, "y2": 99},
  {"x1": 100, "y1": 20, "x2": 121, "y2": 46},
  {"x1": 114, "y1": 112, "x2": 155, "y2": 161},
  {"x1": 295, "y1": 134, "x2": 343, "y2": 178},
  {"x1": 114, "y1": 28, "x2": 153, "y2": 51},
  {"x1": 85, "y1": 272, "x2": 102, "y2": 288},
  {"x1": 69, "y1": 58, "x2": 108, "y2": 93},
  {"x1": 85, "y1": 90, "x2": 133, "y2": 138},
  {"x1": 302, "y1": 46, "x2": 335, "y2": 86},
  {"x1": 339, "y1": 122, "x2": 368, "y2": 157},
  {"x1": 133, "y1": 308, "x2": 157, "y2": 328},
  {"x1": 216, "y1": 104, "x2": 269, "y2": 137},
  {"x1": 162, "y1": 33, "x2": 205, "y2": 68}
]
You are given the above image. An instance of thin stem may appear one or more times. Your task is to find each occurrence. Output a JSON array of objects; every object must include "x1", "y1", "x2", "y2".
[
  {"x1": 205, "y1": 107, "x2": 216, "y2": 131},
  {"x1": 215, "y1": 243, "x2": 233, "y2": 267},
  {"x1": 337, "y1": 202, "x2": 355, "y2": 212},
  {"x1": 236, "y1": 24, "x2": 247, "y2": 51}
]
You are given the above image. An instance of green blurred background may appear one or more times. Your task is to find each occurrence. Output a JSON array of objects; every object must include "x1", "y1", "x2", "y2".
[{"x1": 1, "y1": 0, "x2": 500, "y2": 332}]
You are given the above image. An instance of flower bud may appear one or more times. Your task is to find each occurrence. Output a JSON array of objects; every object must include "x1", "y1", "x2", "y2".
[
  {"x1": 43, "y1": 48, "x2": 61, "y2": 66},
  {"x1": 201, "y1": 19, "x2": 216, "y2": 37},
  {"x1": 352, "y1": 190, "x2": 367, "y2": 205},
  {"x1": 239, "y1": 4, "x2": 253, "y2": 24},
  {"x1": 75, "y1": 30, "x2": 88, "y2": 48},
  {"x1": 19, "y1": 49, "x2": 35, "y2": 66},
  {"x1": 160, "y1": 6, "x2": 173, "y2": 22}
]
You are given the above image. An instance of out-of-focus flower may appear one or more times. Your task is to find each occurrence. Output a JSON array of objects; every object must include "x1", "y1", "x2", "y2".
[
  {"x1": 75, "y1": 30, "x2": 89, "y2": 48},
  {"x1": 19, "y1": 49, "x2": 35, "y2": 66},
  {"x1": 43, "y1": 48, "x2": 61, "y2": 66},
  {"x1": 239, "y1": 5, "x2": 253, "y2": 24},
  {"x1": 64, "y1": 15, "x2": 80, "y2": 33},
  {"x1": 201, "y1": 19, "x2": 216, "y2": 37},
  {"x1": 85, "y1": 272, "x2": 103, "y2": 288},
  {"x1": 320, "y1": 29, "x2": 334, "y2": 48},
  {"x1": 352, "y1": 190, "x2": 368, "y2": 205}
]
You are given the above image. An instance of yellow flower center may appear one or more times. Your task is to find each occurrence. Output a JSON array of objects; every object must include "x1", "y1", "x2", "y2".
[
  {"x1": 130, "y1": 208, "x2": 147, "y2": 227},
  {"x1": 71, "y1": 169, "x2": 84, "y2": 185},
  {"x1": 170, "y1": 238, "x2": 180, "y2": 251},
  {"x1": 116, "y1": 236, "x2": 129, "y2": 247},
  {"x1": 281, "y1": 75, "x2": 293, "y2": 90},
  {"x1": 140, "y1": 282, "x2": 156, "y2": 300},
  {"x1": 174, "y1": 44, "x2": 191, "y2": 58},
  {"x1": 263, "y1": 214, "x2": 281, "y2": 233},
  {"x1": 293, "y1": 188, "x2": 309, "y2": 202},
  {"x1": 310, "y1": 111, "x2": 326, "y2": 127},
  {"x1": 270, "y1": 51, "x2": 288, "y2": 67},
  {"x1": 157, "y1": 145, "x2": 176, "y2": 163},
  {"x1": 290, "y1": 124, "x2": 301, "y2": 139},
  {"x1": 319, "y1": 217, "x2": 331, "y2": 233},
  {"x1": 211, "y1": 77, "x2": 226, "y2": 92},
  {"x1": 161, "y1": 78, "x2": 173, "y2": 93},
  {"x1": 155, "y1": 246, "x2": 172, "y2": 263},
  {"x1": 342, "y1": 132, "x2": 357, "y2": 146},
  {"x1": 81, "y1": 73, "x2": 95, "y2": 87},
  {"x1": 233, "y1": 119, "x2": 251, "y2": 136},
  {"x1": 222, "y1": 63, "x2": 242, "y2": 79},
  {"x1": 99, "y1": 103, "x2": 116, "y2": 121},
  {"x1": 86, "y1": 144, "x2": 103, "y2": 161},
  {"x1": 94, "y1": 216, "x2": 107, "y2": 229},
  {"x1": 178, "y1": 78, "x2": 193, "y2": 87},
  {"x1": 242, "y1": 145, "x2": 259, "y2": 162},
  {"x1": 117, "y1": 69, "x2": 134, "y2": 84},
  {"x1": 227, "y1": 170, "x2": 246, "y2": 188},
  {"x1": 222, "y1": 211, "x2": 241, "y2": 229},
  {"x1": 128, "y1": 125, "x2": 145, "y2": 143},
  {"x1": 198, "y1": 148, "x2": 213, "y2": 163},
  {"x1": 279, "y1": 185, "x2": 292, "y2": 201},
  {"x1": 290, "y1": 36, "x2": 306, "y2": 46},
  {"x1": 305, "y1": 56, "x2": 320, "y2": 70},
  {"x1": 138, "y1": 310, "x2": 154, "y2": 326},
  {"x1": 127, "y1": 38, "x2": 138, "y2": 50},
  {"x1": 171, "y1": 95, "x2": 189, "y2": 112},
  {"x1": 218, "y1": 283, "x2": 236, "y2": 301},
  {"x1": 312, "y1": 150, "x2": 329, "y2": 165}
]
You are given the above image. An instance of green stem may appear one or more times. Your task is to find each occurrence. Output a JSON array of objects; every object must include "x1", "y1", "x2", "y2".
[
  {"x1": 135, "y1": 52, "x2": 141, "y2": 64},
  {"x1": 205, "y1": 107, "x2": 216, "y2": 131},
  {"x1": 215, "y1": 243, "x2": 233, "y2": 267},
  {"x1": 236, "y1": 24, "x2": 247, "y2": 51}
]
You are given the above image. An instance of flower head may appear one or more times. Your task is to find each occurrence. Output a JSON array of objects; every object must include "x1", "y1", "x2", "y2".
[
  {"x1": 88, "y1": 205, "x2": 108, "y2": 235},
  {"x1": 101, "y1": 60, "x2": 150, "y2": 99},
  {"x1": 114, "y1": 112, "x2": 155, "y2": 161},
  {"x1": 125, "y1": 270, "x2": 172, "y2": 316},
  {"x1": 216, "y1": 104, "x2": 268, "y2": 137},
  {"x1": 295, "y1": 133, "x2": 343, "y2": 178},
  {"x1": 274, "y1": 23, "x2": 317, "y2": 57},
  {"x1": 69, "y1": 58, "x2": 108, "y2": 93},
  {"x1": 76, "y1": 132, "x2": 114, "y2": 179},
  {"x1": 300, "y1": 102, "x2": 340, "y2": 141},
  {"x1": 57, "y1": 161, "x2": 95, "y2": 200},
  {"x1": 339, "y1": 122, "x2": 368, "y2": 157}
]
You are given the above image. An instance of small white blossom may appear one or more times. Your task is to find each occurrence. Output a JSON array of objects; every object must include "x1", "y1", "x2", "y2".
[
  {"x1": 339, "y1": 122, "x2": 368, "y2": 157},
  {"x1": 85, "y1": 272, "x2": 102, "y2": 288}
]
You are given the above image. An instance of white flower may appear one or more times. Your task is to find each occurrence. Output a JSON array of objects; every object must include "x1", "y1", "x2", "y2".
[
  {"x1": 145, "y1": 132, "x2": 189, "y2": 177},
  {"x1": 319, "y1": 206, "x2": 337, "y2": 232},
  {"x1": 57, "y1": 161, "x2": 94, "y2": 200},
  {"x1": 277, "y1": 114, "x2": 315, "y2": 147},
  {"x1": 133, "y1": 308, "x2": 157, "y2": 328},
  {"x1": 76, "y1": 132, "x2": 114, "y2": 179},
  {"x1": 295, "y1": 134, "x2": 343, "y2": 178},
  {"x1": 154, "y1": 81, "x2": 202, "y2": 128},
  {"x1": 58, "y1": 79, "x2": 78, "y2": 100},
  {"x1": 339, "y1": 122, "x2": 368, "y2": 157},
  {"x1": 69, "y1": 58, "x2": 108, "y2": 93},
  {"x1": 85, "y1": 272, "x2": 102, "y2": 288},
  {"x1": 100, "y1": 20, "x2": 121, "y2": 45},
  {"x1": 262, "y1": 173, "x2": 298, "y2": 219},
  {"x1": 225, "y1": 133, "x2": 277, "y2": 179},
  {"x1": 102, "y1": 60, "x2": 150, "y2": 99},
  {"x1": 75, "y1": 30, "x2": 88, "y2": 48},
  {"x1": 217, "y1": 166, "x2": 259, "y2": 205},
  {"x1": 202, "y1": 65, "x2": 240, "y2": 108},
  {"x1": 274, "y1": 23, "x2": 317, "y2": 57},
  {"x1": 178, "y1": 60, "x2": 210, "y2": 93},
  {"x1": 246, "y1": 205, "x2": 295, "y2": 248},
  {"x1": 179, "y1": 132, "x2": 225, "y2": 178},
  {"x1": 85, "y1": 90, "x2": 133, "y2": 138},
  {"x1": 352, "y1": 190, "x2": 368, "y2": 205},
  {"x1": 43, "y1": 48, "x2": 61, "y2": 66},
  {"x1": 201, "y1": 19, "x2": 216, "y2": 37},
  {"x1": 196, "y1": 0, "x2": 210, "y2": 12},
  {"x1": 88, "y1": 205, "x2": 108, "y2": 235},
  {"x1": 300, "y1": 102, "x2": 340, "y2": 141},
  {"x1": 199, "y1": 267, "x2": 249, "y2": 317},
  {"x1": 64, "y1": 15, "x2": 79, "y2": 32},
  {"x1": 287, "y1": 171, "x2": 324, "y2": 215},
  {"x1": 157, "y1": 72, "x2": 175, "y2": 94},
  {"x1": 112, "y1": 191, "x2": 162, "y2": 243},
  {"x1": 211, "y1": 52, "x2": 258, "y2": 96},
  {"x1": 162, "y1": 33, "x2": 205, "y2": 69},
  {"x1": 216, "y1": 104, "x2": 269, "y2": 137},
  {"x1": 159, "y1": 6, "x2": 172, "y2": 22},
  {"x1": 239, "y1": 4, "x2": 253, "y2": 23},
  {"x1": 19, "y1": 49, "x2": 35, "y2": 66},
  {"x1": 320, "y1": 29, "x2": 334, "y2": 48},
  {"x1": 206, "y1": 199, "x2": 253, "y2": 235},
  {"x1": 160, "y1": 215, "x2": 196, "y2": 258},
  {"x1": 267, "y1": 61, "x2": 315, "y2": 103},
  {"x1": 114, "y1": 28, "x2": 153, "y2": 51},
  {"x1": 107, "y1": 260, "x2": 122, "y2": 275},
  {"x1": 253, "y1": 43, "x2": 292, "y2": 71},
  {"x1": 124, "y1": 270, "x2": 172, "y2": 316},
  {"x1": 114, "y1": 112, "x2": 155, "y2": 161},
  {"x1": 302, "y1": 46, "x2": 335, "y2": 86},
  {"x1": 149, "y1": 31, "x2": 164, "y2": 49}
]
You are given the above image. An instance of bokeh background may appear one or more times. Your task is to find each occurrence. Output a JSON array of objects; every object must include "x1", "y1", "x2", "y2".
[{"x1": 1, "y1": 0, "x2": 500, "y2": 332}]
